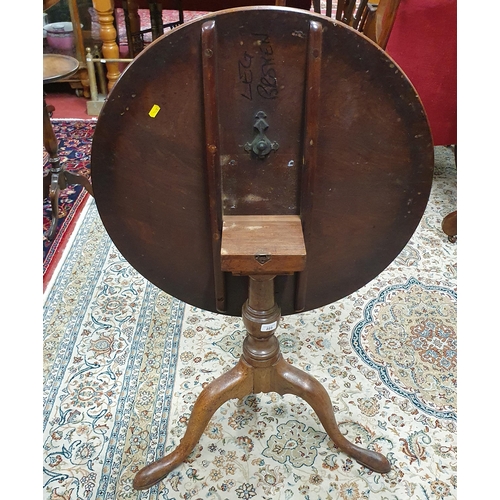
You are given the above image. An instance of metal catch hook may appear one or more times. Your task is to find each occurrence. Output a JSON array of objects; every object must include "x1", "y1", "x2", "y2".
[{"x1": 244, "y1": 111, "x2": 279, "y2": 159}]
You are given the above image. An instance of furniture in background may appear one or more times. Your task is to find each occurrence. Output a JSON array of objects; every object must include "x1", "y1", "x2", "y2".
[
  {"x1": 91, "y1": 0, "x2": 403, "y2": 92},
  {"x1": 317, "y1": 0, "x2": 401, "y2": 49},
  {"x1": 89, "y1": 0, "x2": 122, "y2": 92},
  {"x1": 120, "y1": 0, "x2": 313, "y2": 57},
  {"x1": 43, "y1": 54, "x2": 94, "y2": 240},
  {"x1": 43, "y1": 0, "x2": 104, "y2": 98},
  {"x1": 120, "y1": 0, "x2": 184, "y2": 58},
  {"x1": 90, "y1": 7, "x2": 434, "y2": 489},
  {"x1": 91, "y1": 0, "x2": 314, "y2": 90}
]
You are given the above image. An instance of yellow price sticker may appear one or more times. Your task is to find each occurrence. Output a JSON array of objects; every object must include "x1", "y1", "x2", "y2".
[{"x1": 149, "y1": 104, "x2": 161, "y2": 118}]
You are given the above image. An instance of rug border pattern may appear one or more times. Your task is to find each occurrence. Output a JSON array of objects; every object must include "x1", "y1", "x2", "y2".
[{"x1": 43, "y1": 202, "x2": 113, "y2": 428}]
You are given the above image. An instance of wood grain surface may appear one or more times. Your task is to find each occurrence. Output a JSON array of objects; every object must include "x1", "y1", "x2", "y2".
[{"x1": 91, "y1": 6, "x2": 434, "y2": 315}]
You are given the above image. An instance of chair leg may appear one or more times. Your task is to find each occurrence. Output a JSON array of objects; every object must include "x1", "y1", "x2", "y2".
[
  {"x1": 442, "y1": 210, "x2": 457, "y2": 243},
  {"x1": 441, "y1": 145, "x2": 457, "y2": 243}
]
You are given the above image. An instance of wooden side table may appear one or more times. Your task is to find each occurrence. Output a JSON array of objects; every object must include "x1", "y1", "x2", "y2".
[
  {"x1": 90, "y1": 6, "x2": 434, "y2": 490},
  {"x1": 43, "y1": 54, "x2": 94, "y2": 241}
]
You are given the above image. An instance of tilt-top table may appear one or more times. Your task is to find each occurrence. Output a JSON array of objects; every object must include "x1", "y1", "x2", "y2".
[
  {"x1": 90, "y1": 6, "x2": 434, "y2": 490},
  {"x1": 43, "y1": 54, "x2": 94, "y2": 240}
]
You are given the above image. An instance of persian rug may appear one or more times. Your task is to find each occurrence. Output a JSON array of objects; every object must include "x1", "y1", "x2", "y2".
[
  {"x1": 43, "y1": 119, "x2": 96, "y2": 290},
  {"x1": 43, "y1": 146, "x2": 457, "y2": 499}
]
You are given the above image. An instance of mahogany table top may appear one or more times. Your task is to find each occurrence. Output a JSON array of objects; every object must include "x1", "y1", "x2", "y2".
[{"x1": 91, "y1": 6, "x2": 434, "y2": 316}]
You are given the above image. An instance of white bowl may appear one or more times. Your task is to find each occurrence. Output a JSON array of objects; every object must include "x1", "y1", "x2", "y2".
[{"x1": 45, "y1": 22, "x2": 75, "y2": 50}]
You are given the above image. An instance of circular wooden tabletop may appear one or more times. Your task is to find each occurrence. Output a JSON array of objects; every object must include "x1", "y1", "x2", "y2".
[
  {"x1": 43, "y1": 54, "x2": 79, "y2": 84},
  {"x1": 91, "y1": 7, "x2": 434, "y2": 316}
]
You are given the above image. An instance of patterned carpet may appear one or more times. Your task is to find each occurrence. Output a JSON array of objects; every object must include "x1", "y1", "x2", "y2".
[
  {"x1": 43, "y1": 120, "x2": 96, "y2": 288},
  {"x1": 43, "y1": 146, "x2": 457, "y2": 499}
]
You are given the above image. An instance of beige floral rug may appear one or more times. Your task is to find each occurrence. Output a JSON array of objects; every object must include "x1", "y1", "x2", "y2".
[{"x1": 43, "y1": 146, "x2": 457, "y2": 499}]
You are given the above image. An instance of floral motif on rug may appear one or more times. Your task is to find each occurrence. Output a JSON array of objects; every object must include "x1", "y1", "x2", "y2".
[{"x1": 352, "y1": 278, "x2": 457, "y2": 420}]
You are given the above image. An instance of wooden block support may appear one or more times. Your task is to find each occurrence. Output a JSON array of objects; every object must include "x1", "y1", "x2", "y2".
[{"x1": 221, "y1": 215, "x2": 306, "y2": 275}]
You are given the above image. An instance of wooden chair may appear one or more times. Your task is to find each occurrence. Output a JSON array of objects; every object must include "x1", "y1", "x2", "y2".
[
  {"x1": 120, "y1": 0, "x2": 313, "y2": 57},
  {"x1": 122, "y1": 0, "x2": 402, "y2": 57},
  {"x1": 312, "y1": 0, "x2": 402, "y2": 49},
  {"x1": 120, "y1": 0, "x2": 184, "y2": 58}
]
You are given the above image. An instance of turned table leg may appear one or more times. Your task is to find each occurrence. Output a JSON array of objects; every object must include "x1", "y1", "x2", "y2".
[{"x1": 92, "y1": 0, "x2": 121, "y2": 92}]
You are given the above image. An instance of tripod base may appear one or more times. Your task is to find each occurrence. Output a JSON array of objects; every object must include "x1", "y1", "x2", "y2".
[
  {"x1": 133, "y1": 275, "x2": 390, "y2": 490},
  {"x1": 133, "y1": 354, "x2": 390, "y2": 490}
]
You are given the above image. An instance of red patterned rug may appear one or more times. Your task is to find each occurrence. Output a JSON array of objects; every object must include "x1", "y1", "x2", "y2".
[{"x1": 43, "y1": 119, "x2": 96, "y2": 291}]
